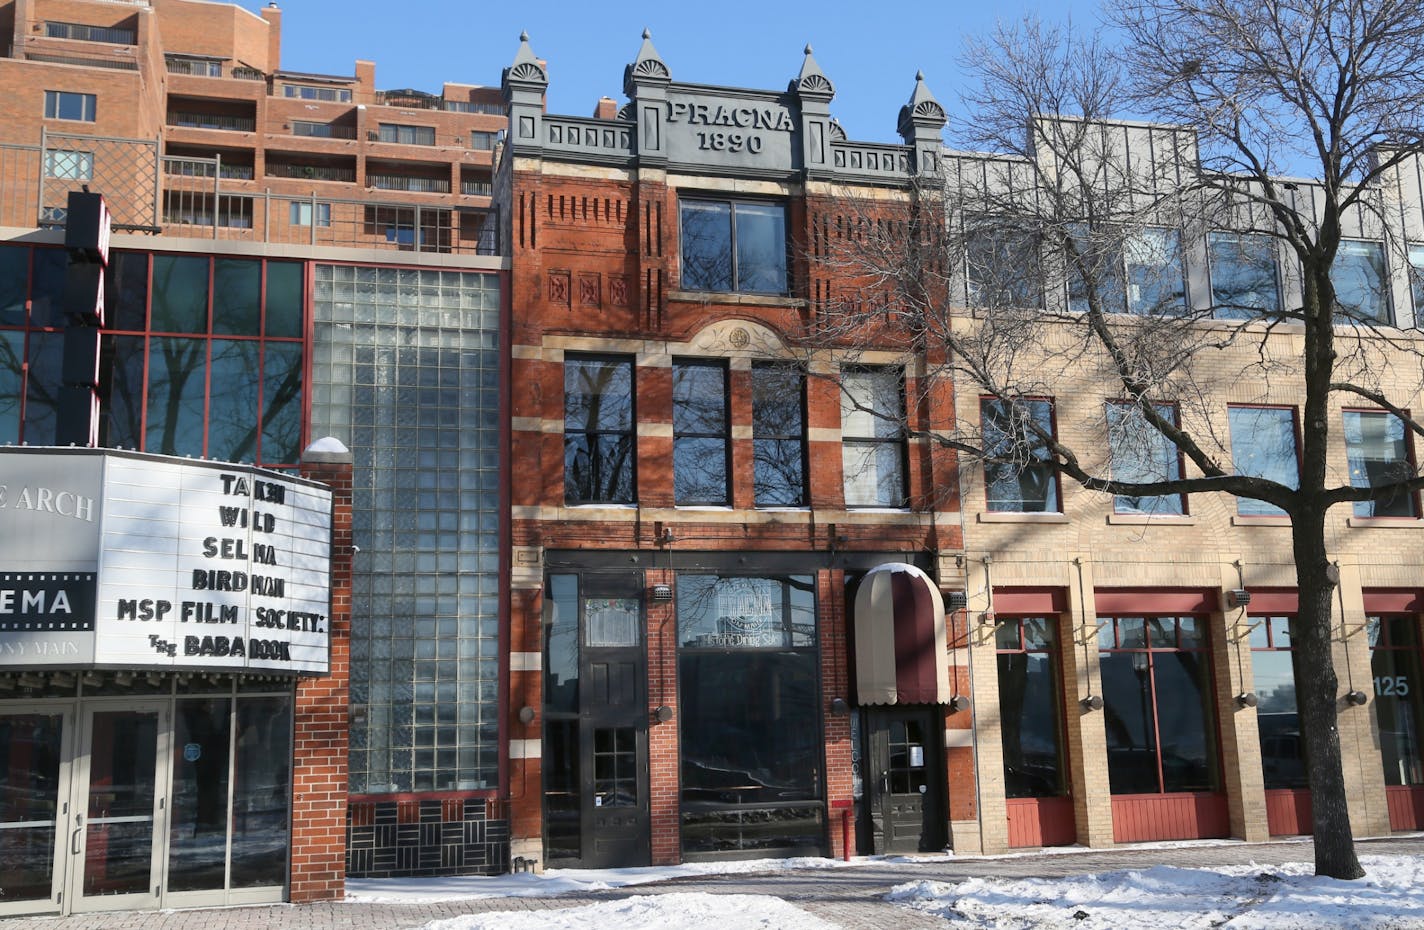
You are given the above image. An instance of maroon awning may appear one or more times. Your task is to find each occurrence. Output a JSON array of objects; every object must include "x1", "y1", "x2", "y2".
[{"x1": 854, "y1": 563, "x2": 949, "y2": 705}]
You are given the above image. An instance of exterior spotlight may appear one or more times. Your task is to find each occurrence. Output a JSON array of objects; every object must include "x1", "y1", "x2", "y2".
[
  {"x1": 1080, "y1": 694, "x2": 1104, "y2": 711},
  {"x1": 945, "y1": 591, "x2": 969, "y2": 611},
  {"x1": 1236, "y1": 692, "x2": 1259, "y2": 708},
  {"x1": 1227, "y1": 589, "x2": 1252, "y2": 609},
  {"x1": 948, "y1": 694, "x2": 972, "y2": 713},
  {"x1": 829, "y1": 697, "x2": 850, "y2": 716},
  {"x1": 518, "y1": 706, "x2": 536, "y2": 725},
  {"x1": 651, "y1": 583, "x2": 673, "y2": 601},
  {"x1": 653, "y1": 705, "x2": 674, "y2": 723},
  {"x1": 1345, "y1": 690, "x2": 1369, "y2": 706}
]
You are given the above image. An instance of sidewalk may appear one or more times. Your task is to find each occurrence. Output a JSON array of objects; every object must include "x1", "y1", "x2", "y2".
[{"x1": 7, "y1": 835, "x2": 1421, "y2": 930}]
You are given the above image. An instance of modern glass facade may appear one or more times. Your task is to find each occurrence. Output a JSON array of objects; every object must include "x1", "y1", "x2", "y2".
[{"x1": 310, "y1": 263, "x2": 502, "y2": 793}]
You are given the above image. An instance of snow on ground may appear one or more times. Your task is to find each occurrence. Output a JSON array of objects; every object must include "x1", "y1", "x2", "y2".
[
  {"x1": 344, "y1": 856, "x2": 854, "y2": 903},
  {"x1": 887, "y1": 855, "x2": 1424, "y2": 929},
  {"x1": 419, "y1": 892, "x2": 840, "y2": 930}
]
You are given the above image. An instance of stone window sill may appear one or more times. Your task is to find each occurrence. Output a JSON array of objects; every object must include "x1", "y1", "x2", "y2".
[{"x1": 977, "y1": 512, "x2": 1069, "y2": 524}]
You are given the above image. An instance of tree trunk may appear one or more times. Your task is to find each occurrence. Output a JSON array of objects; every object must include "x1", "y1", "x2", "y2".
[{"x1": 1292, "y1": 506, "x2": 1365, "y2": 879}]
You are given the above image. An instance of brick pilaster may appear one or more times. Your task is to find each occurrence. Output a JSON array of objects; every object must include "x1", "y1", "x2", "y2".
[{"x1": 290, "y1": 439, "x2": 354, "y2": 903}]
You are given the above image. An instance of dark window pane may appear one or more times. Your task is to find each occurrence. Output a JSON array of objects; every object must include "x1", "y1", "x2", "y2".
[
  {"x1": 997, "y1": 650, "x2": 1065, "y2": 797},
  {"x1": 1252, "y1": 650, "x2": 1307, "y2": 789},
  {"x1": 1372, "y1": 632, "x2": 1424, "y2": 786},
  {"x1": 106, "y1": 251, "x2": 149, "y2": 331},
  {"x1": 100, "y1": 334, "x2": 145, "y2": 449},
  {"x1": 544, "y1": 575, "x2": 579, "y2": 714},
  {"x1": 1124, "y1": 228, "x2": 1185, "y2": 315},
  {"x1": 1099, "y1": 651, "x2": 1160, "y2": 793},
  {"x1": 967, "y1": 221, "x2": 1041, "y2": 309},
  {"x1": 208, "y1": 339, "x2": 260, "y2": 462},
  {"x1": 0, "y1": 331, "x2": 21, "y2": 444},
  {"x1": 564, "y1": 357, "x2": 632, "y2": 432},
  {"x1": 1210, "y1": 232, "x2": 1280, "y2": 318},
  {"x1": 212, "y1": 258, "x2": 262, "y2": 335},
  {"x1": 672, "y1": 363, "x2": 726, "y2": 434},
  {"x1": 0, "y1": 245, "x2": 28, "y2": 325},
  {"x1": 0, "y1": 713, "x2": 64, "y2": 902},
  {"x1": 752, "y1": 363, "x2": 805, "y2": 507},
  {"x1": 982, "y1": 399, "x2": 1059, "y2": 512},
  {"x1": 564, "y1": 357, "x2": 634, "y2": 503},
  {"x1": 146, "y1": 336, "x2": 207, "y2": 456},
  {"x1": 168, "y1": 698, "x2": 232, "y2": 892},
  {"x1": 564, "y1": 433, "x2": 634, "y2": 503},
  {"x1": 543, "y1": 719, "x2": 581, "y2": 860},
  {"x1": 678, "y1": 650, "x2": 820, "y2": 805},
  {"x1": 29, "y1": 248, "x2": 67, "y2": 329},
  {"x1": 681, "y1": 201, "x2": 733, "y2": 291},
  {"x1": 264, "y1": 261, "x2": 304, "y2": 337},
  {"x1": 1229, "y1": 407, "x2": 1297, "y2": 516},
  {"x1": 151, "y1": 254, "x2": 209, "y2": 333},
  {"x1": 674, "y1": 437, "x2": 727, "y2": 505},
  {"x1": 1344, "y1": 411, "x2": 1416, "y2": 517},
  {"x1": 1154, "y1": 651, "x2": 1218, "y2": 792},
  {"x1": 23, "y1": 331, "x2": 62, "y2": 445},
  {"x1": 260, "y1": 342, "x2": 303, "y2": 464},
  {"x1": 678, "y1": 575, "x2": 816, "y2": 649},
  {"x1": 231, "y1": 696, "x2": 291, "y2": 887},
  {"x1": 735, "y1": 202, "x2": 787, "y2": 293},
  {"x1": 1068, "y1": 226, "x2": 1127, "y2": 314}
]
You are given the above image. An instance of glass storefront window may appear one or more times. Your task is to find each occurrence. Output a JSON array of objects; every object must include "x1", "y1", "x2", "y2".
[
  {"x1": 996, "y1": 616, "x2": 1067, "y2": 798},
  {"x1": 1369, "y1": 615, "x2": 1424, "y2": 786},
  {"x1": 1098, "y1": 615, "x2": 1220, "y2": 795},
  {"x1": 1249, "y1": 616, "x2": 1307, "y2": 789},
  {"x1": 677, "y1": 574, "x2": 821, "y2": 857}
]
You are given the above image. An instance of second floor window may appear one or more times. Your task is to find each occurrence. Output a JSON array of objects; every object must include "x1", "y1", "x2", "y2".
[
  {"x1": 1333, "y1": 240, "x2": 1390, "y2": 324},
  {"x1": 1227, "y1": 406, "x2": 1298, "y2": 517},
  {"x1": 982, "y1": 398, "x2": 1059, "y2": 512},
  {"x1": 44, "y1": 90, "x2": 96, "y2": 122},
  {"x1": 289, "y1": 202, "x2": 331, "y2": 227},
  {"x1": 564, "y1": 356, "x2": 634, "y2": 504},
  {"x1": 1343, "y1": 410, "x2": 1416, "y2": 518},
  {"x1": 752, "y1": 363, "x2": 806, "y2": 507},
  {"x1": 378, "y1": 123, "x2": 436, "y2": 146},
  {"x1": 673, "y1": 360, "x2": 729, "y2": 505},
  {"x1": 1069, "y1": 226, "x2": 1185, "y2": 316},
  {"x1": 1209, "y1": 232, "x2": 1281, "y2": 318},
  {"x1": 841, "y1": 367, "x2": 906, "y2": 508},
  {"x1": 1106, "y1": 401, "x2": 1184, "y2": 515},
  {"x1": 966, "y1": 220, "x2": 1041, "y2": 310},
  {"x1": 679, "y1": 198, "x2": 787, "y2": 295}
]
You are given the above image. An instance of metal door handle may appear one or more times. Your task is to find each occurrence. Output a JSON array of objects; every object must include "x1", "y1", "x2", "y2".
[{"x1": 71, "y1": 827, "x2": 82, "y2": 856}]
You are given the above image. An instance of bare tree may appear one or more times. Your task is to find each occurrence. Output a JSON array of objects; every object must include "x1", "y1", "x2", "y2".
[{"x1": 807, "y1": 0, "x2": 1424, "y2": 879}]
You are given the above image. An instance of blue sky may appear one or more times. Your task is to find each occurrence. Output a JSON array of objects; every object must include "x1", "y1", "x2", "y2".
[{"x1": 242, "y1": 0, "x2": 1099, "y2": 147}]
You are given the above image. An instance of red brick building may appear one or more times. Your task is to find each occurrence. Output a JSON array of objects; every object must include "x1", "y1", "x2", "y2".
[{"x1": 498, "y1": 33, "x2": 973, "y2": 867}]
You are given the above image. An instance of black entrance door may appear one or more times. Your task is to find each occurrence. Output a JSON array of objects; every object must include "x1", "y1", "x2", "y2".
[
  {"x1": 864, "y1": 706, "x2": 946, "y2": 853},
  {"x1": 543, "y1": 572, "x2": 651, "y2": 868}
]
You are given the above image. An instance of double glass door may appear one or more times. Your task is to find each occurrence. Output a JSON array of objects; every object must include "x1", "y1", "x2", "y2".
[{"x1": 0, "y1": 694, "x2": 290, "y2": 916}]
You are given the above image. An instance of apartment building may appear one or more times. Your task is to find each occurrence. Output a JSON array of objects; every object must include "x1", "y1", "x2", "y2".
[{"x1": 0, "y1": 0, "x2": 507, "y2": 918}]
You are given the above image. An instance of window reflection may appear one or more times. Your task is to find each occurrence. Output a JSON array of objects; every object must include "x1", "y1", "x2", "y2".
[
  {"x1": 1228, "y1": 407, "x2": 1298, "y2": 517},
  {"x1": 1209, "y1": 232, "x2": 1280, "y2": 318},
  {"x1": 996, "y1": 616, "x2": 1067, "y2": 797},
  {"x1": 752, "y1": 364, "x2": 806, "y2": 507},
  {"x1": 564, "y1": 355, "x2": 635, "y2": 504},
  {"x1": 1370, "y1": 615, "x2": 1424, "y2": 786},
  {"x1": 1099, "y1": 615, "x2": 1220, "y2": 795},
  {"x1": 982, "y1": 399, "x2": 1059, "y2": 513},
  {"x1": 1106, "y1": 402, "x2": 1184, "y2": 515},
  {"x1": 673, "y1": 361, "x2": 729, "y2": 505},
  {"x1": 1250, "y1": 616, "x2": 1307, "y2": 789},
  {"x1": 679, "y1": 199, "x2": 787, "y2": 295},
  {"x1": 1343, "y1": 410, "x2": 1416, "y2": 518},
  {"x1": 1332, "y1": 240, "x2": 1390, "y2": 323}
]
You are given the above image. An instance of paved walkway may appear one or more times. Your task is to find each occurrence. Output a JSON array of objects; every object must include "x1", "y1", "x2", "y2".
[{"x1": 7, "y1": 835, "x2": 1422, "y2": 930}]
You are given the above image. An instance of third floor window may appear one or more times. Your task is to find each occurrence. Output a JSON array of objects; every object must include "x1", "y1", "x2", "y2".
[{"x1": 679, "y1": 198, "x2": 787, "y2": 295}]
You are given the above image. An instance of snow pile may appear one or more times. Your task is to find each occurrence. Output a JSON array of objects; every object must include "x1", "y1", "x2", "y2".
[
  {"x1": 420, "y1": 892, "x2": 841, "y2": 930},
  {"x1": 346, "y1": 856, "x2": 851, "y2": 903},
  {"x1": 886, "y1": 855, "x2": 1424, "y2": 929}
]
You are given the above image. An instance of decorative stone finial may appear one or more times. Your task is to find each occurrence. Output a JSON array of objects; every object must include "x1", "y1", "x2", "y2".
[
  {"x1": 503, "y1": 30, "x2": 547, "y2": 96},
  {"x1": 625, "y1": 27, "x2": 671, "y2": 96},
  {"x1": 793, "y1": 42, "x2": 834, "y2": 101},
  {"x1": 898, "y1": 69, "x2": 946, "y2": 137}
]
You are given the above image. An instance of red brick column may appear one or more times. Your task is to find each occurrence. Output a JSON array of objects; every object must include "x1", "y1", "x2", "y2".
[
  {"x1": 290, "y1": 439, "x2": 354, "y2": 903},
  {"x1": 819, "y1": 570, "x2": 856, "y2": 858},
  {"x1": 646, "y1": 567, "x2": 681, "y2": 864}
]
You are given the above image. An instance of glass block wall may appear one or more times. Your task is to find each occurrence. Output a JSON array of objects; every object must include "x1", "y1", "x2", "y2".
[{"x1": 310, "y1": 264, "x2": 501, "y2": 793}]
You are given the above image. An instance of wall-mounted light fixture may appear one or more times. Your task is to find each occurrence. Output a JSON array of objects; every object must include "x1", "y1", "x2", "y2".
[
  {"x1": 948, "y1": 695, "x2": 972, "y2": 713},
  {"x1": 829, "y1": 697, "x2": 850, "y2": 716},
  {"x1": 518, "y1": 706, "x2": 536, "y2": 725},
  {"x1": 653, "y1": 705, "x2": 674, "y2": 723},
  {"x1": 1345, "y1": 690, "x2": 1369, "y2": 706},
  {"x1": 651, "y1": 583, "x2": 673, "y2": 602},
  {"x1": 1235, "y1": 691, "x2": 1259, "y2": 708},
  {"x1": 945, "y1": 591, "x2": 969, "y2": 611},
  {"x1": 1080, "y1": 694, "x2": 1104, "y2": 711},
  {"x1": 1227, "y1": 588, "x2": 1252, "y2": 609}
]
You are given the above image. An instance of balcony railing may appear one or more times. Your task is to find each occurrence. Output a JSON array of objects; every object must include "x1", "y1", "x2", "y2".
[
  {"x1": 232, "y1": 67, "x2": 265, "y2": 81},
  {"x1": 27, "y1": 52, "x2": 137, "y2": 71},
  {"x1": 291, "y1": 121, "x2": 358, "y2": 140},
  {"x1": 369, "y1": 174, "x2": 449, "y2": 193},
  {"x1": 375, "y1": 91, "x2": 503, "y2": 114},
  {"x1": 266, "y1": 163, "x2": 356, "y2": 183},
  {"x1": 166, "y1": 58, "x2": 221, "y2": 77},
  {"x1": 169, "y1": 112, "x2": 256, "y2": 132},
  {"x1": 45, "y1": 21, "x2": 136, "y2": 44},
  {"x1": 165, "y1": 159, "x2": 254, "y2": 180},
  {"x1": 461, "y1": 180, "x2": 492, "y2": 196}
]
